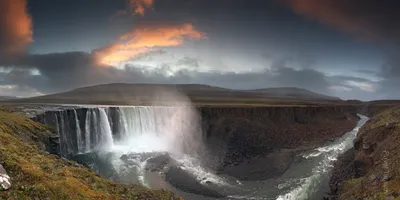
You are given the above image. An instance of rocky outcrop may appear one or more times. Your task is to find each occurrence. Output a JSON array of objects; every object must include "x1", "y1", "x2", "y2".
[
  {"x1": 165, "y1": 166, "x2": 225, "y2": 198},
  {"x1": 329, "y1": 149, "x2": 357, "y2": 197},
  {"x1": 0, "y1": 164, "x2": 11, "y2": 190},
  {"x1": 328, "y1": 107, "x2": 400, "y2": 200}
]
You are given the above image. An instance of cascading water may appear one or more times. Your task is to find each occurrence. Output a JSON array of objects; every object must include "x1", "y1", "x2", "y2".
[
  {"x1": 97, "y1": 108, "x2": 114, "y2": 151},
  {"x1": 48, "y1": 106, "x2": 202, "y2": 155},
  {"x1": 73, "y1": 110, "x2": 84, "y2": 153},
  {"x1": 84, "y1": 110, "x2": 91, "y2": 152},
  {"x1": 41, "y1": 105, "x2": 214, "y2": 187}
]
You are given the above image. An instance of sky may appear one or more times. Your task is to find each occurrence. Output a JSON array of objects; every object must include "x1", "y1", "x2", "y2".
[{"x1": 0, "y1": 0, "x2": 399, "y2": 100}]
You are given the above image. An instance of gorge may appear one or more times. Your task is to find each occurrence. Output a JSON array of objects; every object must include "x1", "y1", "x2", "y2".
[
  {"x1": 1, "y1": 84, "x2": 397, "y2": 199},
  {"x1": 31, "y1": 103, "x2": 361, "y2": 199}
]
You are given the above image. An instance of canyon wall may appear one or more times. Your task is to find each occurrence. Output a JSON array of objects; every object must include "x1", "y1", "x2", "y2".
[
  {"x1": 199, "y1": 106, "x2": 359, "y2": 180},
  {"x1": 328, "y1": 107, "x2": 400, "y2": 200}
]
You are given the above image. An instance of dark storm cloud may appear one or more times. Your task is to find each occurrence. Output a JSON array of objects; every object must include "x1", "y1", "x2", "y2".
[
  {"x1": 281, "y1": 0, "x2": 400, "y2": 45},
  {"x1": 14, "y1": 52, "x2": 125, "y2": 93},
  {"x1": 281, "y1": 0, "x2": 400, "y2": 99}
]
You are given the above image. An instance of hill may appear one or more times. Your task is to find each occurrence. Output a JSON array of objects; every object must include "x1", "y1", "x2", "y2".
[
  {"x1": 249, "y1": 87, "x2": 340, "y2": 101},
  {"x1": 7, "y1": 83, "x2": 342, "y2": 106}
]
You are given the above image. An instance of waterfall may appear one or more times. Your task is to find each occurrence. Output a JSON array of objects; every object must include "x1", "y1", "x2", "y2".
[
  {"x1": 74, "y1": 110, "x2": 83, "y2": 153},
  {"x1": 42, "y1": 106, "x2": 202, "y2": 158},
  {"x1": 84, "y1": 110, "x2": 92, "y2": 153},
  {"x1": 97, "y1": 108, "x2": 114, "y2": 151}
]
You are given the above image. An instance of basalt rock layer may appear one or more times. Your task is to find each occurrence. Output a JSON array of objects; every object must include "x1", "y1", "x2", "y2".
[{"x1": 199, "y1": 106, "x2": 359, "y2": 180}]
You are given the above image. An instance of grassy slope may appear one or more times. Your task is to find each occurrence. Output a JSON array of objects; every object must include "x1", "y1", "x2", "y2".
[
  {"x1": 339, "y1": 108, "x2": 400, "y2": 200},
  {"x1": 0, "y1": 109, "x2": 179, "y2": 200}
]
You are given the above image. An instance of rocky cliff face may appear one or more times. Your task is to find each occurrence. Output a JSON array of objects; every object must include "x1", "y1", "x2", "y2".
[
  {"x1": 199, "y1": 106, "x2": 359, "y2": 180},
  {"x1": 328, "y1": 107, "x2": 400, "y2": 200}
]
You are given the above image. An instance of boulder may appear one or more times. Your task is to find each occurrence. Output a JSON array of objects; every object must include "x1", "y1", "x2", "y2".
[
  {"x1": 145, "y1": 153, "x2": 171, "y2": 172},
  {"x1": 165, "y1": 166, "x2": 224, "y2": 198},
  {"x1": 0, "y1": 164, "x2": 11, "y2": 190}
]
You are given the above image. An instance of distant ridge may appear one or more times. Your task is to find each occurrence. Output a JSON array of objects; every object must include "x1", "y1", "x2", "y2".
[
  {"x1": 249, "y1": 87, "x2": 341, "y2": 101},
  {"x1": 10, "y1": 83, "x2": 341, "y2": 105},
  {"x1": 0, "y1": 96, "x2": 17, "y2": 101}
]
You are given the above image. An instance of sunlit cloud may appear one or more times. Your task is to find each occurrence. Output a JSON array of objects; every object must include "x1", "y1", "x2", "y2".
[
  {"x1": 93, "y1": 24, "x2": 206, "y2": 65},
  {"x1": 0, "y1": 0, "x2": 33, "y2": 60},
  {"x1": 346, "y1": 80, "x2": 375, "y2": 92}
]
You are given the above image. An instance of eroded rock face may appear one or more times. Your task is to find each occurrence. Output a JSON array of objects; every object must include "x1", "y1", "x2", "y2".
[
  {"x1": 329, "y1": 108, "x2": 400, "y2": 199},
  {"x1": 0, "y1": 164, "x2": 11, "y2": 190},
  {"x1": 200, "y1": 106, "x2": 359, "y2": 177},
  {"x1": 329, "y1": 149, "x2": 356, "y2": 196}
]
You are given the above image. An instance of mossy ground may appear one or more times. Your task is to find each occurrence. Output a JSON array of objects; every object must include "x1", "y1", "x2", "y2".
[{"x1": 0, "y1": 108, "x2": 180, "y2": 200}]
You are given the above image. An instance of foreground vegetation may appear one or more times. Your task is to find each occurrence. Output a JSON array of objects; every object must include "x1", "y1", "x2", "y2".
[
  {"x1": 337, "y1": 107, "x2": 400, "y2": 200},
  {"x1": 0, "y1": 109, "x2": 179, "y2": 200}
]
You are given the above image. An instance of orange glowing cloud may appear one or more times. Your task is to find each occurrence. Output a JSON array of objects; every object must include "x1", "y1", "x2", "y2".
[
  {"x1": 128, "y1": 0, "x2": 155, "y2": 16},
  {"x1": 94, "y1": 24, "x2": 206, "y2": 65},
  {"x1": 0, "y1": 0, "x2": 33, "y2": 59},
  {"x1": 281, "y1": 0, "x2": 362, "y2": 34},
  {"x1": 279, "y1": 0, "x2": 395, "y2": 42}
]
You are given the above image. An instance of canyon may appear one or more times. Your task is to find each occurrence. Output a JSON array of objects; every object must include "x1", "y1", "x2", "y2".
[{"x1": 0, "y1": 83, "x2": 398, "y2": 199}]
